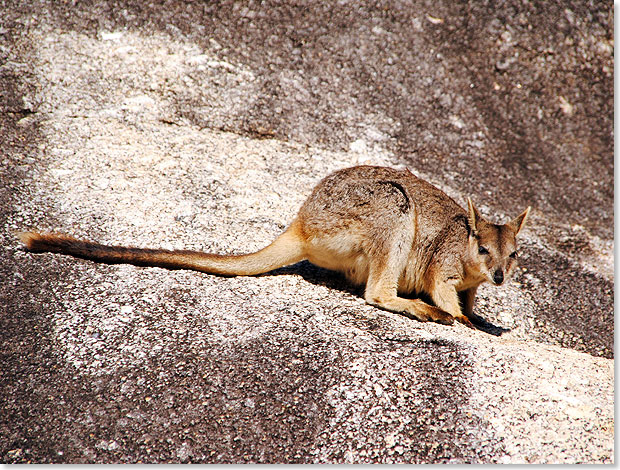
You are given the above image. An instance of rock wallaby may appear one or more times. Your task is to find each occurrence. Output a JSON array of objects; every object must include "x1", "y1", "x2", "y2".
[{"x1": 18, "y1": 165, "x2": 530, "y2": 328}]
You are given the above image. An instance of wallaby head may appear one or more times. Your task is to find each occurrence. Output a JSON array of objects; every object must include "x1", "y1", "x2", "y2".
[{"x1": 466, "y1": 198, "x2": 530, "y2": 286}]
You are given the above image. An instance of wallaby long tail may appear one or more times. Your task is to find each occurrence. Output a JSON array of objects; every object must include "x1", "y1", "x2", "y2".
[{"x1": 16, "y1": 225, "x2": 306, "y2": 276}]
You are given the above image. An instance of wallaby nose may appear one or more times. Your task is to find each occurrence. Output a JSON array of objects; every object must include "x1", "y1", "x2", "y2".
[{"x1": 493, "y1": 269, "x2": 504, "y2": 285}]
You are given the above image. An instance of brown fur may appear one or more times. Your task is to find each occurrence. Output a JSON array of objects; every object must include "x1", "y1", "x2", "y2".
[{"x1": 18, "y1": 165, "x2": 530, "y2": 327}]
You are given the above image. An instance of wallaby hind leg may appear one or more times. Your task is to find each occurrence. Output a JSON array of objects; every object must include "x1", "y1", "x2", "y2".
[
  {"x1": 428, "y1": 280, "x2": 475, "y2": 328},
  {"x1": 364, "y1": 257, "x2": 454, "y2": 325}
]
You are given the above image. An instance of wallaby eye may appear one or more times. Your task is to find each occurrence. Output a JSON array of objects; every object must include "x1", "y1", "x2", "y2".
[
  {"x1": 478, "y1": 246, "x2": 489, "y2": 255},
  {"x1": 509, "y1": 251, "x2": 518, "y2": 259}
]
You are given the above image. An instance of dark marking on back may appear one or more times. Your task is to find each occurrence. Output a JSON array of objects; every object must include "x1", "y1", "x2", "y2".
[
  {"x1": 378, "y1": 180, "x2": 410, "y2": 213},
  {"x1": 453, "y1": 214, "x2": 471, "y2": 236}
]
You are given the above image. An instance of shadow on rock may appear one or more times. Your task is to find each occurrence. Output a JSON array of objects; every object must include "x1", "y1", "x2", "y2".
[{"x1": 271, "y1": 261, "x2": 511, "y2": 337}]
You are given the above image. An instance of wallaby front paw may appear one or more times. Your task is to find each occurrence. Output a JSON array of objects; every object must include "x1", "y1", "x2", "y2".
[{"x1": 454, "y1": 314, "x2": 476, "y2": 329}]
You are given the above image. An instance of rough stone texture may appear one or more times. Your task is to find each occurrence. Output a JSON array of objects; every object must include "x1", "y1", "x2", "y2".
[{"x1": 0, "y1": 0, "x2": 613, "y2": 464}]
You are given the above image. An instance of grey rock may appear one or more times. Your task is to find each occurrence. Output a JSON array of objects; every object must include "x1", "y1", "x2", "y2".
[{"x1": 0, "y1": 0, "x2": 612, "y2": 464}]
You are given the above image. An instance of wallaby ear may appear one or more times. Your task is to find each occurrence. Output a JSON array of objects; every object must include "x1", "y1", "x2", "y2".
[
  {"x1": 466, "y1": 197, "x2": 480, "y2": 234},
  {"x1": 509, "y1": 207, "x2": 531, "y2": 235}
]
